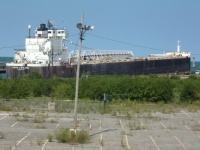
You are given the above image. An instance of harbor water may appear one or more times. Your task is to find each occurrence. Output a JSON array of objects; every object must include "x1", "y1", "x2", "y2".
[{"x1": 0, "y1": 57, "x2": 13, "y2": 78}]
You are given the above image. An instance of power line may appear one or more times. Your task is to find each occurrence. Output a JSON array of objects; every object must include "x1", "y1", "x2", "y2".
[
  {"x1": 68, "y1": 33, "x2": 79, "y2": 37},
  {"x1": 67, "y1": 34, "x2": 95, "y2": 50},
  {"x1": 0, "y1": 33, "x2": 78, "y2": 50},
  {"x1": 191, "y1": 53, "x2": 200, "y2": 56},
  {"x1": 87, "y1": 33, "x2": 168, "y2": 52}
]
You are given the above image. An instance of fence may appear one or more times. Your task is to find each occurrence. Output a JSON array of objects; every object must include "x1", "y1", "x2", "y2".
[{"x1": 0, "y1": 99, "x2": 104, "y2": 113}]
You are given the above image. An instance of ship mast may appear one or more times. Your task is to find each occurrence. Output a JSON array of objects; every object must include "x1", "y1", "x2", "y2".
[{"x1": 177, "y1": 40, "x2": 181, "y2": 53}]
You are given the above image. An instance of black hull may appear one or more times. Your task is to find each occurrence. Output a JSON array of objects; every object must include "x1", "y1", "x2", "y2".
[{"x1": 6, "y1": 57, "x2": 190, "y2": 78}]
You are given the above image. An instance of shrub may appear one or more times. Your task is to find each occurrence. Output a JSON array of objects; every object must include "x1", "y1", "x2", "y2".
[{"x1": 55, "y1": 84, "x2": 72, "y2": 99}]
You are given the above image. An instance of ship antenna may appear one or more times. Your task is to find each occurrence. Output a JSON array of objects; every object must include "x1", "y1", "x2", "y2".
[
  {"x1": 47, "y1": 20, "x2": 53, "y2": 29},
  {"x1": 28, "y1": 25, "x2": 31, "y2": 38},
  {"x1": 177, "y1": 40, "x2": 181, "y2": 53}
]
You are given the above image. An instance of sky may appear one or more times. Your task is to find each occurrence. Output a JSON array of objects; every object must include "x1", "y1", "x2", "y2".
[{"x1": 0, "y1": 0, "x2": 200, "y2": 60}]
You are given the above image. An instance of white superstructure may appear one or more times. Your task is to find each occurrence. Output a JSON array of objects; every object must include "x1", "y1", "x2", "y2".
[
  {"x1": 149, "y1": 41, "x2": 190, "y2": 58},
  {"x1": 13, "y1": 21, "x2": 68, "y2": 66},
  {"x1": 9, "y1": 21, "x2": 133, "y2": 67}
]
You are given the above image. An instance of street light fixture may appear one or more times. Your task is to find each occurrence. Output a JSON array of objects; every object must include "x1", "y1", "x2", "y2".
[{"x1": 74, "y1": 15, "x2": 93, "y2": 129}]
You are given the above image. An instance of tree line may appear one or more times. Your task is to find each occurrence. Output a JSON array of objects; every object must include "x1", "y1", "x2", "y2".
[{"x1": 0, "y1": 72, "x2": 200, "y2": 103}]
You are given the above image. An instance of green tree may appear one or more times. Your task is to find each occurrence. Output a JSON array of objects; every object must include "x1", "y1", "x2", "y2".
[
  {"x1": 4, "y1": 79, "x2": 29, "y2": 99},
  {"x1": 180, "y1": 79, "x2": 200, "y2": 102},
  {"x1": 32, "y1": 79, "x2": 51, "y2": 97},
  {"x1": 29, "y1": 71, "x2": 43, "y2": 79},
  {"x1": 55, "y1": 83, "x2": 73, "y2": 99}
]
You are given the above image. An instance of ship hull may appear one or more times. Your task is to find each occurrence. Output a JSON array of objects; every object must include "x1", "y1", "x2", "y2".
[
  {"x1": 6, "y1": 57, "x2": 190, "y2": 78},
  {"x1": 80, "y1": 57, "x2": 190, "y2": 75}
]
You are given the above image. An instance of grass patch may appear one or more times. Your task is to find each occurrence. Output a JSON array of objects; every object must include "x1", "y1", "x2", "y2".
[
  {"x1": 0, "y1": 102, "x2": 12, "y2": 111},
  {"x1": 105, "y1": 100, "x2": 200, "y2": 115},
  {"x1": 55, "y1": 128, "x2": 90, "y2": 145},
  {"x1": 128, "y1": 121, "x2": 146, "y2": 130},
  {"x1": 33, "y1": 117, "x2": 45, "y2": 123}
]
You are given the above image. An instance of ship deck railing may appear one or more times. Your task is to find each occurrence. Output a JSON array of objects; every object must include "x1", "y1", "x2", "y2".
[{"x1": 79, "y1": 55, "x2": 189, "y2": 64}]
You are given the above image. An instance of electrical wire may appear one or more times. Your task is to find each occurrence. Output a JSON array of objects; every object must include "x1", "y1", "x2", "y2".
[
  {"x1": 69, "y1": 41, "x2": 94, "y2": 50},
  {"x1": 68, "y1": 33, "x2": 79, "y2": 37},
  {"x1": 87, "y1": 33, "x2": 200, "y2": 56},
  {"x1": 87, "y1": 33, "x2": 168, "y2": 52}
]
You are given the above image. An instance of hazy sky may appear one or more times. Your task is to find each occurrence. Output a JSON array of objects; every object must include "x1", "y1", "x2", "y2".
[{"x1": 0, "y1": 0, "x2": 200, "y2": 60}]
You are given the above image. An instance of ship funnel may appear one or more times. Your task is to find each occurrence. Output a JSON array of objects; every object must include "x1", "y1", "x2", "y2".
[{"x1": 177, "y1": 40, "x2": 181, "y2": 53}]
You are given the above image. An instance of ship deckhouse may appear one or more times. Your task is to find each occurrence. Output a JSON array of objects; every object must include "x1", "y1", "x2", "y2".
[{"x1": 14, "y1": 21, "x2": 68, "y2": 65}]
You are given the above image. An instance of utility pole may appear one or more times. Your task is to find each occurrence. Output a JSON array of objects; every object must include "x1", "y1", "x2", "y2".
[
  {"x1": 51, "y1": 46, "x2": 54, "y2": 103},
  {"x1": 74, "y1": 14, "x2": 94, "y2": 129}
]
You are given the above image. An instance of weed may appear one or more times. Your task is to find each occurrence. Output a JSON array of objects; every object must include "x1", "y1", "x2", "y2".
[
  {"x1": 0, "y1": 102, "x2": 12, "y2": 111},
  {"x1": 168, "y1": 125, "x2": 177, "y2": 130},
  {"x1": 0, "y1": 131, "x2": 5, "y2": 139},
  {"x1": 35, "y1": 124, "x2": 46, "y2": 129},
  {"x1": 121, "y1": 130, "x2": 125, "y2": 135},
  {"x1": 78, "y1": 107, "x2": 90, "y2": 114},
  {"x1": 191, "y1": 124, "x2": 200, "y2": 131},
  {"x1": 37, "y1": 138, "x2": 42, "y2": 146},
  {"x1": 112, "y1": 111, "x2": 119, "y2": 116},
  {"x1": 121, "y1": 136, "x2": 126, "y2": 148},
  {"x1": 33, "y1": 117, "x2": 45, "y2": 123},
  {"x1": 47, "y1": 133, "x2": 53, "y2": 142},
  {"x1": 99, "y1": 138, "x2": 104, "y2": 147},
  {"x1": 12, "y1": 112, "x2": 20, "y2": 117},
  {"x1": 128, "y1": 121, "x2": 146, "y2": 130},
  {"x1": 30, "y1": 140, "x2": 33, "y2": 146},
  {"x1": 55, "y1": 128, "x2": 90, "y2": 144},
  {"x1": 50, "y1": 118, "x2": 58, "y2": 123},
  {"x1": 22, "y1": 112, "x2": 30, "y2": 118},
  {"x1": 16, "y1": 116, "x2": 29, "y2": 122},
  {"x1": 126, "y1": 111, "x2": 132, "y2": 120}
]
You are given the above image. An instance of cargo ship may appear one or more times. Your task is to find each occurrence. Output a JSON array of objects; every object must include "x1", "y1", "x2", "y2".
[{"x1": 6, "y1": 21, "x2": 190, "y2": 79}]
